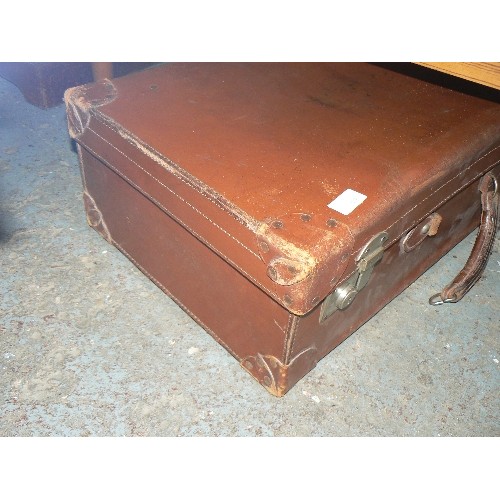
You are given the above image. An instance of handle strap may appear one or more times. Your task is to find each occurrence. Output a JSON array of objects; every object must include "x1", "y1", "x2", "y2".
[{"x1": 429, "y1": 172, "x2": 498, "y2": 305}]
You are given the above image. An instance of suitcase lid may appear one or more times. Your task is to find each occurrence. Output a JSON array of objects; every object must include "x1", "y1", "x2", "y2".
[{"x1": 65, "y1": 63, "x2": 500, "y2": 315}]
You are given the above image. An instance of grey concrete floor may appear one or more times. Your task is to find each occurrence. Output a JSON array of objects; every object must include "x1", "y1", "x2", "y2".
[{"x1": 0, "y1": 73, "x2": 499, "y2": 437}]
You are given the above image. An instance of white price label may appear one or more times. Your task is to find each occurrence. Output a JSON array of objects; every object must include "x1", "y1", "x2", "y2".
[{"x1": 327, "y1": 189, "x2": 367, "y2": 215}]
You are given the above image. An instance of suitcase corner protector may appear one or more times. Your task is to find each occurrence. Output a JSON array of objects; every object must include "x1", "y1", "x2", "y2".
[
  {"x1": 83, "y1": 191, "x2": 113, "y2": 243},
  {"x1": 241, "y1": 346, "x2": 317, "y2": 397},
  {"x1": 64, "y1": 79, "x2": 118, "y2": 138}
]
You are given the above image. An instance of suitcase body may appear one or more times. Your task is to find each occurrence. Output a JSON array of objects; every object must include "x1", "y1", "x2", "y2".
[{"x1": 64, "y1": 63, "x2": 500, "y2": 396}]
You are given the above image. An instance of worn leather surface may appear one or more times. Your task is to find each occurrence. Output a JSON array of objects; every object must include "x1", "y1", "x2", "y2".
[
  {"x1": 288, "y1": 168, "x2": 499, "y2": 374},
  {"x1": 65, "y1": 63, "x2": 500, "y2": 316}
]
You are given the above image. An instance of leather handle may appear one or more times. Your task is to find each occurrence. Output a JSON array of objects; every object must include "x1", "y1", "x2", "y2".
[{"x1": 429, "y1": 172, "x2": 498, "y2": 305}]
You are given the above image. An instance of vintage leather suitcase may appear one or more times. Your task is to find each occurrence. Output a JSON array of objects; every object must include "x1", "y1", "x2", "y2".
[{"x1": 64, "y1": 63, "x2": 500, "y2": 396}]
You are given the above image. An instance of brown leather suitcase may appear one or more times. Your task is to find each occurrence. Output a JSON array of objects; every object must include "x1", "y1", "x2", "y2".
[{"x1": 64, "y1": 63, "x2": 500, "y2": 396}]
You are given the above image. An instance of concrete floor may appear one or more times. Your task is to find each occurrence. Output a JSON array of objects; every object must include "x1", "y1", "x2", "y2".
[{"x1": 0, "y1": 73, "x2": 499, "y2": 437}]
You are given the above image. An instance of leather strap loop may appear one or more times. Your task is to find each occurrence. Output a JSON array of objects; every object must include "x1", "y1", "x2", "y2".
[{"x1": 429, "y1": 172, "x2": 498, "y2": 306}]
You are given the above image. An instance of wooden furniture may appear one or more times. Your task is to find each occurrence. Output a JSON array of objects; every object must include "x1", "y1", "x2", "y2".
[
  {"x1": 91, "y1": 62, "x2": 114, "y2": 81},
  {"x1": 0, "y1": 62, "x2": 156, "y2": 109},
  {"x1": 415, "y1": 63, "x2": 500, "y2": 90}
]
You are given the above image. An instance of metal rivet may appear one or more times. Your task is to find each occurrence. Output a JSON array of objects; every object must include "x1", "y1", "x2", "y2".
[
  {"x1": 283, "y1": 295, "x2": 293, "y2": 306},
  {"x1": 267, "y1": 267, "x2": 278, "y2": 280},
  {"x1": 333, "y1": 284, "x2": 358, "y2": 310},
  {"x1": 421, "y1": 223, "x2": 430, "y2": 235},
  {"x1": 150, "y1": 84, "x2": 158, "y2": 90},
  {"x1": 263, "y1": 376, "x2": 272, "y2": 387},
  {"x1": 259, "y1": 241, "x2": 270, "y2": 253},
  {"x1": 268, "y1": 358, "x2": 277, "y2": 369},
  {"x1": 272, "y1": 220, "x2": 283, "y2": 229},
  {"x1": 327, "y1": 218, "x2": 337, "y2": 228},
  {"x1": 244, "y1": 361, "x2": 253, "y2": 370},
  {"x1": 300, "y1": 213, "x2": 312, "y2": 222}
]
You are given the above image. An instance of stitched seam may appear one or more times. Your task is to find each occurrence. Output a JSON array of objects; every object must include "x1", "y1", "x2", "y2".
[
  {"x1": 95, "y1": 116, "x2": 235, "y2": 213},
  {"x1": 81, "y1": 142, "x2": 236, "y2": 261},
  {"x1": 92, "y1": 115, "x2": 257, "y2": 228},
  {"x1": 288, "y1": 316, "x2": 300, "y2": 364},
  {"x1": 281, "y1": 314, "x2": 294, "y2": 362},
  {"x1": 76, "y1": 145, "x2": 89, "y2": 193},
  {"x1": 80, "y1": 141, "x2": 285, "y2": 303},
  {"x1": 87, "y1": 125, "x2": 260, "y2": 258},
  {"x1": 284, "y1": 315, "x2": 300, "y2": 365},
  {"x1": 112, "y1": 239, "x2": 240, "y2": 360},
  {"x1": 352, "y1": 153, "x2": 500, "y2": 255}
]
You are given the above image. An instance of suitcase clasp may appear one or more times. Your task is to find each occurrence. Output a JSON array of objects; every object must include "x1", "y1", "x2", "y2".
[{"x1": 320, "y1": 232, "x2": 388, "y2": 322}]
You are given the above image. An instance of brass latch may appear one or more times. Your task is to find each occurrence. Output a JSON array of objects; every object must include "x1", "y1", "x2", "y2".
[{"x1": 320, "y1": 232, "x2": 388, "y2": 322}]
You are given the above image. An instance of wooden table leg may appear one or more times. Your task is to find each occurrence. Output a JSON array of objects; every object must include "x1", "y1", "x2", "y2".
[{"x1": 92, "y1": 62, "x2": 113, "y2": 81}]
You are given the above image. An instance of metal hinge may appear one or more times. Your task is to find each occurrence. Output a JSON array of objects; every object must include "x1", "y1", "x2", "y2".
[{"x1": 320, "y1": 232, "x2": 388, "y2": 322}]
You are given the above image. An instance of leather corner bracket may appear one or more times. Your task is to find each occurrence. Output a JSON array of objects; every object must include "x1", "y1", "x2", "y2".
[
  {"x1": 64, "y1": 79, "x2": 118, "y2": 139},
  {"x1": 241, "y1": 347, "x2": 317, "y2": 397},
  {"x1": 256, "y1": 212, "x2": 354, "y2": 290},
  {"x1": 256, "y1": 214, "x2": 317, "y2": 286},
  {"x1": 83, "y1": 191, "x2": 112, "y2": 243}
]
